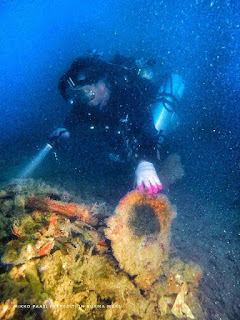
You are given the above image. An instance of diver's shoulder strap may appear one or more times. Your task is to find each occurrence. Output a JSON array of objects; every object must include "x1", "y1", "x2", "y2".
[
  {"x1": 151, "y1": 74, "x2": 185, "y2": 135},
  {"x1": 154, "y1": 93, "x2": 179, "y2": 112}
]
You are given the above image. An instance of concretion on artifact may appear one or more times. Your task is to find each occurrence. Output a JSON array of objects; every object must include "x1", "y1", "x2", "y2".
[{"x1": 105, "y1": 190, "x2": 176, "y2": 290}]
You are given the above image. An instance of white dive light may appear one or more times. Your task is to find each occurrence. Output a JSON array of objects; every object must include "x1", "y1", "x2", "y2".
[
  {"x1": 151, "y1": 74, "x2": 185, "y2": 135},
  {"x1": 18, "y1": 144, "x2": 52, "y2": 179}
]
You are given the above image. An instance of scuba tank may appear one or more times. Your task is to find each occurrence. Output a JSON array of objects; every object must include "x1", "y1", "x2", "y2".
[{"x1": 151, "y1": 74, "x2": 185, "y2": 136}]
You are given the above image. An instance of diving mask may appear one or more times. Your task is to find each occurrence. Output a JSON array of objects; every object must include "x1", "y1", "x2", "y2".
[{"x1": 66, "y1": 77, "x2": 96, "y2": 105}]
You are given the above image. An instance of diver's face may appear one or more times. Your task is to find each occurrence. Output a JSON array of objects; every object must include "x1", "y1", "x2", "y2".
[{"x1": 81, "y1": 81, "x2": 110, "y2": 107}]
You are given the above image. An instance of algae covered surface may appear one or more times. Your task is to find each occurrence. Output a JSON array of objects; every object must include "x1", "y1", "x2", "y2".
[{"x1": 0, "y1": 180, "x2": 205, "y2": 320}]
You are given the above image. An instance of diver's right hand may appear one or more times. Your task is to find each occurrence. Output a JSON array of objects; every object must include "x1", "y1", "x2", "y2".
[
  {"x1": 135, "y1": 161, "x2": 163, "y2": 194},
  {"x1": 49, "y1": 128, "x2": 70, "y2": 144}
]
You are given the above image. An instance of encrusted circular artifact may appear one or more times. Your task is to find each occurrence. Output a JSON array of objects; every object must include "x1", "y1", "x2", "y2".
[{"x1": 105, "y1": 190, "x2": 176, "y2": 290}]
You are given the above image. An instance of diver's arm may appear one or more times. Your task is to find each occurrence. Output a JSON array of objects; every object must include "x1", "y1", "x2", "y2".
[
  {"x1": 63, "y1": 106, "x2": 82, "y2": 130},
  {"x1": 134, "y1": 138, "x2": 163, "y2": 194},
  {"x1": 133, "y1": 132, "x2": 163, "y2": 194},
  {"x1": 49, "y1": 106, "x2": 81, "y2": 145},
  {"x1": 130, "y1": 103, "x2": 159, "y2": 162},
  {"x1": 131, "y1": 104, "x2": 163, "y2": 193}
]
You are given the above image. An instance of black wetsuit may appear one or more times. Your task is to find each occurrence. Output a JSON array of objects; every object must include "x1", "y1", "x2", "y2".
[{"x1": 58, "y1": 56, "x2": 159, "y2": 165}]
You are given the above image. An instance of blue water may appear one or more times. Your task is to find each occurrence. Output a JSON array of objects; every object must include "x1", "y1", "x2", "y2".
[{"x1": 0, "y1": 0, "x2": 239, "y2": 319}]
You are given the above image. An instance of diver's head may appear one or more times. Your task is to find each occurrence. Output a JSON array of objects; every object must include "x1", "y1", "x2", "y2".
[
  {"x1": 67, "y1": 79, "x2": 110, "y2": 107},
  {"x1": 80, "y1": 80, "x2": 111, "y2": 107},
  {"x1": 59, "y1": 56, "x2": 110, "y2": 107}
]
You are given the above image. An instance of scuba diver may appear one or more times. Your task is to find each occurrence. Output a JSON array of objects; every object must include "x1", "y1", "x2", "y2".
[{"x1": 49, "y1": 51, "x2": 185, "y2": 194}]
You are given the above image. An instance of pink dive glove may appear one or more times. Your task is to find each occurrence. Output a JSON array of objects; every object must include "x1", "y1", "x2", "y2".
[
  {"x1": 49, "y1": 128, "x2": 70, "y2": 141},
  {"x1": 135, "y1": 161, "x2": 163, "y2": 194}
]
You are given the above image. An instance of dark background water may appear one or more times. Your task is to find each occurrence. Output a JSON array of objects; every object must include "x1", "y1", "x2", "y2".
[{"x1": 0, "y1": 1, "x2": 239, "y2": 318}]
